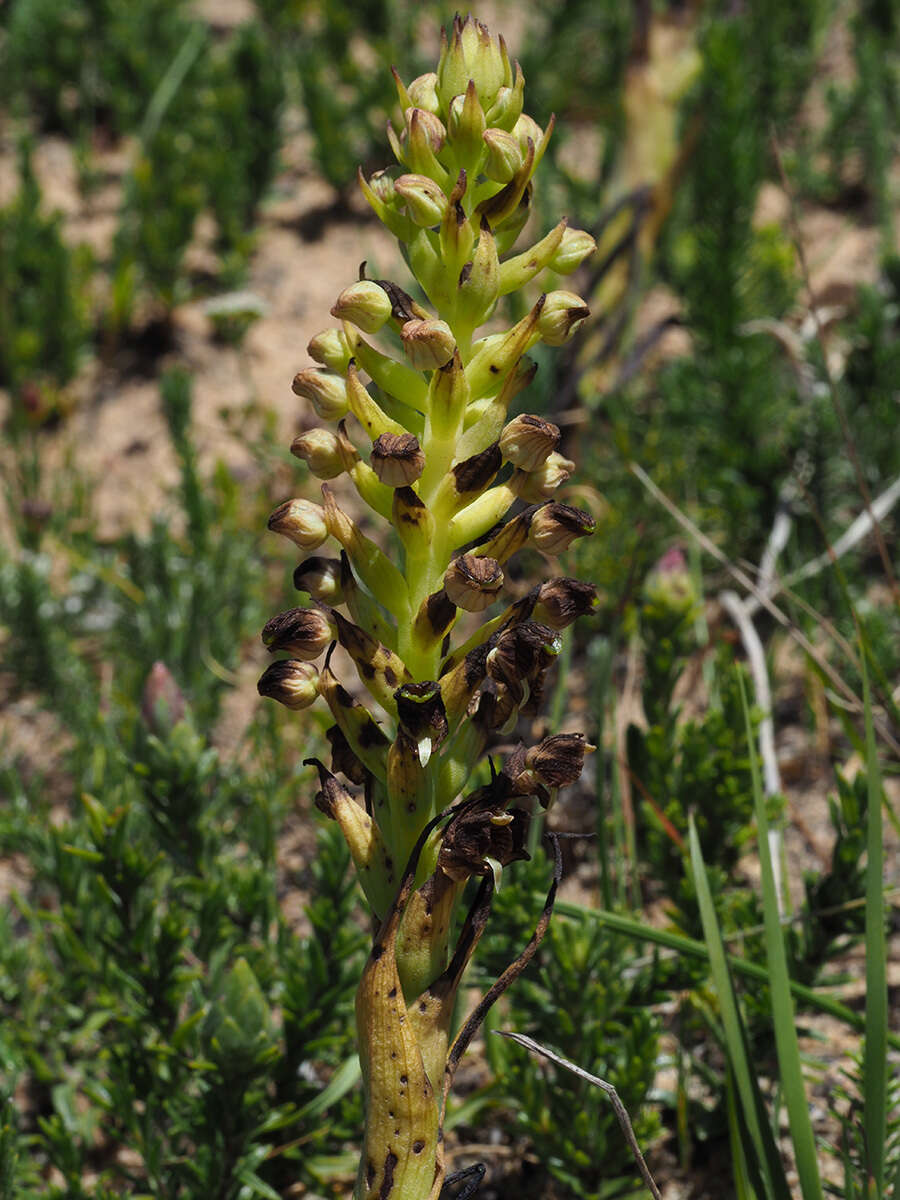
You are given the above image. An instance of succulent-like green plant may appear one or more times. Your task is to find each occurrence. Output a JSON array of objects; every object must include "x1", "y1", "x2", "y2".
[{"x1": 259, "y1": 16, "x2": 598, "y2": 1199}]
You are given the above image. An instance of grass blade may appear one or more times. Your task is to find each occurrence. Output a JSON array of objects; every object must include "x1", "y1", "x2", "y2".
[
  {"x1": 554, "y1": 902, "x2": 900, "y2": 1050},
  {"x1": 737, "y1": 670, "x2": 824, "y2": 1200},
  {"x1": 688, "y1": 817, "x2": 790, "y2": 1200},
  {"x1": 862, "y1": 654, "x2": 887, "y2": 1197}
]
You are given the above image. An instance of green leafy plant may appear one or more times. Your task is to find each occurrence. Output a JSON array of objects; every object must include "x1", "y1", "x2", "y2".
[
  {"x1": 111, "y1": 20, "x2": 284, "y2": 330},
  {"x1": 481, "y1": 852, "x2": 660, "y2": 1199},
  {"x1": 1, "y1": 0, "x2": 193, "y2": 138},
  {"x1": 256, "y1": 0, "x2": 432, "y2": 196},
  {"x1": 0, "y1": 141, "x2": 91, "y2": 419}
]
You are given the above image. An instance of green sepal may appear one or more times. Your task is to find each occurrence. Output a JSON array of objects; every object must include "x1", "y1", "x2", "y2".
[
  {"x1": 331, "y1": 609, "x2": 413, "y2": 717},
  {"x1": 498, "y1": 219, "x2": 567, "y2": 295},
  {"x1": 475, "y1": 137, "x2": 534, "y2": 227},
  {"x1": 484, "y1": 62, "x2": 524, "y2": 129},
  {"x1": 447, "y1": 483, "x2": 516, "y2": 549},
  {"x1": 307, "y1": 758, "x2": 397, "y2": 918},
  {"x1": 319, "y1": 658, "x2": 390, "y2": 782},
  {"x1": 322, "y1": 484, "x2": 411, "y2": 620},
  {"x1": 344, "y1": 325, "x2": 429, "y2": 413},
  {"x1": 401, "y1": 110, "x2": 451, "y2": 190},
  {"x1": 339, "y1": 552, "x2": 397, "y2": 650},
  {"x1": 465, "y1": 297, "x2": 545, "y2": 399},
  {"x1": 346, "y1": 361, "x2": 406, "y2": 440},
  {"x1": 357, "y1": 167, "x2": 414, "y2": 241},
  {"x1": 447, "y1": 81, "x2": 487, "y2": 174},
  {"x1": 456, "y1": 217, "x2": 500, "y2": 333}
]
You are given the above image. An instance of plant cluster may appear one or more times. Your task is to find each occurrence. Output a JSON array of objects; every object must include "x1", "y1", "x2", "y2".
[{"x1": 0, "y1": 141, "x2": 91, "y2": 415}]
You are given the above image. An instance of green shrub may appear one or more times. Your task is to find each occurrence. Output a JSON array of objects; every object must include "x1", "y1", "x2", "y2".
[
  {"x1": 111, "y1": 21, "x2": 284, "y2": 327},
  {"x1": 2, "y1": 0, "x2": 194, "y2": 137},
  {"x1": 0, "y1": 142, "x2": 91, "y2": 414}
]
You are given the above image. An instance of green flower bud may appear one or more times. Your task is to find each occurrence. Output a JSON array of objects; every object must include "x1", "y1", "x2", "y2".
[
  {"x1": 397, "y1": 108, "x2": 448, "y2": 183},
  {"x1": 257, "y1": 659, "x2": 320, "y2": 709},
  {"x1": 291, "y1": 428, "x2": 346, "y2": 479},
  {"x1": 444, "y1": 554, "x2": 504, "y2": 612},
  {"x1": 330, "y1": 281, "x2": 393, "y2": 334},
  {"x1": 395, "y1": 173, "x2": 449, "y2": 227},
  {"x1": 307, "y1": 328, "x2": 351, "y2": 375},
  {"x1": 476, "y1": 138, "x2": 534, "y2": 229},
  {"x1": 448, "y1": 81, "x2": 486, "y2": 168},
  {"x1": 513, "y1": 113, "x2": 543, "y2": 154},
  {"x1": 407, "y1": 106, "x2": 447, "y2": 154},
  {"x1": 400, "y1": 318, "x2": 456, "y2": 370},
  {"x1": 268, "y1": 498, "x2": 329, "y2": 549},
  {"x1": 293, "y1": 555, "x2": 344, "y2": 603},
  {"x1": 482, "y1": 127, "x2": 523, "y2": 182},
  {"x1": 437, "y1": 14, "x2": 509, "y2": 113},
  {"x1": 370, "y1": 168, "x2": 397, "y2": 203},
  {"x1": 549, "y1": 227, "x2": 597, "y2": 274},
  {"x1": 292, "y1": 367, "x2": 350, "y2": 420},
  {"x1": 407, "y1": 71, "x2": 440, "y2": 114},
  {"x1": 357, "y1": 167, "x2": 414, "y2": 241},
  {"x1": 537, "y1": 290, "x2": 591, "y2": 346},
  {"x1": 483, "y1": 62, "x2": 525, "y2": 129}
]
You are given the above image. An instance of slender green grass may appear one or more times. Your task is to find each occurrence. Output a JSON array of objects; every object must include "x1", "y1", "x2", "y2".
[
  {"x1": 862, "y1": 655, "x2": 887, "y2": 1198},
  {"x1": 738, "y1": 669, "x2": 824, "y2": 1200},
  {"x1": 555, "y1": 903, "x2": 900, "y2": 1050},
  {"x1": 689, "y1": 816, "x2": 793, "y2": 1200}
]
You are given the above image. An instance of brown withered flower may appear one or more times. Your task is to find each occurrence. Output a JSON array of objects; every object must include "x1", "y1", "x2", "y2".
[
  {"x1": 533, "y1": 577, "x2": 600, "y2": 628},
  {"x1": 444, "y1": 554, "x2": 504, "y2": 611},
  {"x1": 261, "y1": 606, "x2": 335, "y2": 661},
  {"x1": 370, "y1": 432, "x2": 426, "y2": 486},
  {"x1": 526, "y1": 732, "x2": 596, "y2": 788},
  {"x1": 394, "y1": 681, "x2": 449, "y2": 752},
  {"x1": 529, "y1": 502, "x2": 595, "y2": 553}
]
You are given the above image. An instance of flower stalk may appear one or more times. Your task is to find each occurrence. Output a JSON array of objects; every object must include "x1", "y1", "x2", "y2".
[{"x1": 259, "y1": 16, "x2": 598, "y2": 1199}]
